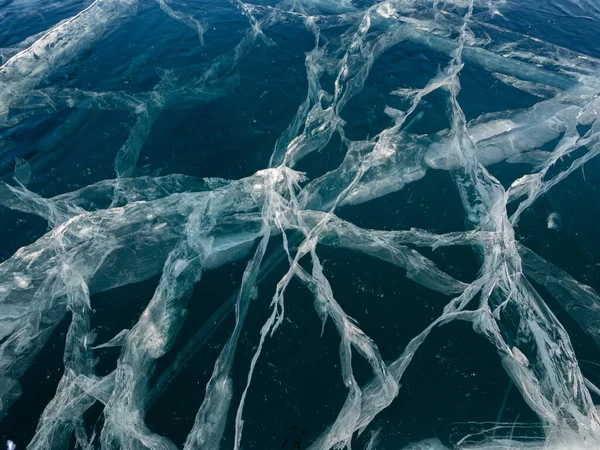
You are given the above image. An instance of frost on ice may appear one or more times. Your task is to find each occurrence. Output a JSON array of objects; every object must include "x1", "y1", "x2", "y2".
[{"x1": 1, "y1": 0, "x2": 600, "y2": 449}]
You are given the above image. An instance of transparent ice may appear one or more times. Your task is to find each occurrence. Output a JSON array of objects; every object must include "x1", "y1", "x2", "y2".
[{"x1": 1, "y1": 0, "x2": 600, "y2": 448}]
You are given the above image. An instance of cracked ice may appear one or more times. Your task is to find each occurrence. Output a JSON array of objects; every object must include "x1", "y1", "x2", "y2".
[{"x1": 1, "y1": 0, "x2": 600, "y2": 448}]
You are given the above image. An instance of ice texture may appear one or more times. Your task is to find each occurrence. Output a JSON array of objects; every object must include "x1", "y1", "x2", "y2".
[{"x1": 1, "y1": 0, "x2": 600, "y2": 448}]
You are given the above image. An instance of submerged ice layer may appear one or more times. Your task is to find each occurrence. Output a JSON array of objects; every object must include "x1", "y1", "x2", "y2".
[{"x1": 1, "y1": 0, "x2": 600, "y2": 449}]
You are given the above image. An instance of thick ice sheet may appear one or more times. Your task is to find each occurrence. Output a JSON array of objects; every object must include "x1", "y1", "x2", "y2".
[{"x1": 1, "y1": 0, "x2": 600, "y2": 449}]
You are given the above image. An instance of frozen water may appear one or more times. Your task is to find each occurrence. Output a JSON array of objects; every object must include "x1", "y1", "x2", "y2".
[{"x1": 0, "y1": 0, "x2": 600, "y2": 448}]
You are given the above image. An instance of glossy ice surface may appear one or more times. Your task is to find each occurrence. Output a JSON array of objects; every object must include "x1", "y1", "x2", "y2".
[{"x1": 1, "y1": 0, "x2": 600, "y2": 448}]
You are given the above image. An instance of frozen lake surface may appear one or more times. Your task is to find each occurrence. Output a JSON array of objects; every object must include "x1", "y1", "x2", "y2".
[{"x1": 1, "y1": 0, "x2": 600, "y2": 448}]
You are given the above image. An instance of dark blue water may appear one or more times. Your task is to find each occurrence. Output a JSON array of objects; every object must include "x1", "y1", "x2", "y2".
[{"x1": 1, "y1": 0, "x2": 600, "y2": 449}]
